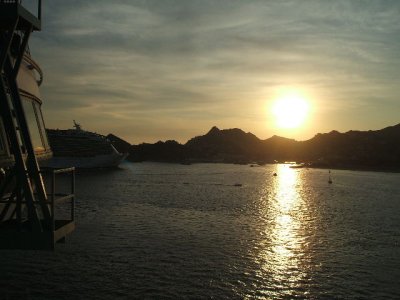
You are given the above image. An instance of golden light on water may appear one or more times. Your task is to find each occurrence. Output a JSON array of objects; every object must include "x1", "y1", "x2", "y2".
[
  {"x1": 257, "y1": 164, "x2": 309, "y2": 295},
  {"x1": 269, "y1": 165, "x2": 302, "y2": 275},
  {"x1": 272, "y1": 90, "x2": 310, "y2": 129}
]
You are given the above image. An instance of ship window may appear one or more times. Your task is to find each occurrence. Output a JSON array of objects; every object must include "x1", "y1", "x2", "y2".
[
  {"x1": 22, "y1": 99, "x2": 45, "y2": 152},
  {"x1": 33, "y1": 102, "x2": 50, "y2": 149},
  {"x1": 6, "y1": 93, "x2": 24, "y2": 151}
]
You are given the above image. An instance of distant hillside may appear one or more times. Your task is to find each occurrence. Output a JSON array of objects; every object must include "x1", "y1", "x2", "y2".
[
  {"x1": 297, "y1": 124, "x2": 400, "y2": 169},
  {"x1": 128, "y1": 140, "x2": 185, "y2": 162},
  {"x1": 185, "y1": 126, "x2": 263, "y2": 163},
  {"x1": 261, "y1": 135, "x2": 298, "y2": 162},
  {"x1": 127, "y1": 123, "x2": 400, "y2": 171},
  {"x1": 184, "y1": 126, "x2": 299, "y2": 163}
]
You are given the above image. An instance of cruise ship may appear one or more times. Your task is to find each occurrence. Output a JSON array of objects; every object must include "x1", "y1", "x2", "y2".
[{"x1": 44, "y1": 121, "x2": 128, "y2": 169}]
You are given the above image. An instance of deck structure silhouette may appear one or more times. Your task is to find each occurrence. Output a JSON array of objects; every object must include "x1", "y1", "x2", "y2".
[{"x1": 0, "y1": 0, "x2": 75, "y2": 250}]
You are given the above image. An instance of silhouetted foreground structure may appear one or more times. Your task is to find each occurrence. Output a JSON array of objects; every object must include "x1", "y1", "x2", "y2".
[
  {"x1": 128, "y1": 124, "x2": 400, "y2": 171},
  {"x1": 0, "y1": 1, "x2": 75, "y2": 250}
]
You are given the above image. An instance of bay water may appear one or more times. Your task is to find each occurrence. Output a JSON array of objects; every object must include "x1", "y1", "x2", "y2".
[{"x1": 1, "y1": 162, "x2": 399, "y2": 299}]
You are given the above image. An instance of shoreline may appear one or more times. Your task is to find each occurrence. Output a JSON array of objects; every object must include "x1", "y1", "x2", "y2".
[
  {"x1": 306, "y1": 165, "x2": 400, "y2": 174},
  {"x1": 126, "y1": 160, "x2": 400, "y2": 174}
]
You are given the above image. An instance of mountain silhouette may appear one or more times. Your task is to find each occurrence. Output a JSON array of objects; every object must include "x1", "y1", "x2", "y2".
[{"x1": 126, "y1": 123, "x2": 400, "y2": 171}]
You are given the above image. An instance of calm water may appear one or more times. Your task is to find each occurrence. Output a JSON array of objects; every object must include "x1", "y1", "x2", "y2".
[{"x1": 1, "y1": 162, "x2": 400, "y2": 299}]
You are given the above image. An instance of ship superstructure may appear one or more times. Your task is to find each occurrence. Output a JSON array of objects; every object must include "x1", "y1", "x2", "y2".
[{"x1": 0, "y1": 0, "x2": 75, "y2": 250}]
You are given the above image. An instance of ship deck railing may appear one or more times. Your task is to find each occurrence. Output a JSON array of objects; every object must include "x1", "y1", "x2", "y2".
[
  {"x1": 0, "y1": 167, "x2": 75, "y2": 250},
  {"x1": 41, "y1": 166, "x2": 76, "y2": 243}
]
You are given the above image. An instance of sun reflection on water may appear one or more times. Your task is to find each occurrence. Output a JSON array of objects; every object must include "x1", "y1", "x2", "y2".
[{"x1": 257, "y1": 164, "x2": 309, "y2": 296}]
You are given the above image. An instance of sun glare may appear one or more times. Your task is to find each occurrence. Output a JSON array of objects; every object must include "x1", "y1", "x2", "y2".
[{"x1": 272, "y1": 91, "x2": 310, "y2": 129}]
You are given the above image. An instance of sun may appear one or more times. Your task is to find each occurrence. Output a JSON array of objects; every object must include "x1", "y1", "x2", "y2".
[{"x1": 272, "y1": 91, "x2": 310, "y2": 129}]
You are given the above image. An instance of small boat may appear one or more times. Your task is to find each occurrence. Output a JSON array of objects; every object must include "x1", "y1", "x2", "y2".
[
  {"x1": 290, "y1": 163, "x2": 305, "y2": 169},
  {"x1": 273, "y1": 172, "x2": 277, "y2": 177}
]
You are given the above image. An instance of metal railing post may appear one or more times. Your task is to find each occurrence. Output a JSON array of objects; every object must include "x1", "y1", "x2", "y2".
[
  {"x1": 51, "y1": 170, "x2": 55, "y2": 232},
  {"x1": 71, "y1": 169, "x2": 75, "y2": 221},
  {"x1": 38, "y1": 0, "x2": 42, "y2": 21},
  {"x1": 16, "y1": 184, "x2": 22, "y2": 230}
]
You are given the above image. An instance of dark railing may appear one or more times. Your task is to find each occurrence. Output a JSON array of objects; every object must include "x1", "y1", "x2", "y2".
[{"x1": 49, "y1": 167, "x2": 75, "y2": 233}]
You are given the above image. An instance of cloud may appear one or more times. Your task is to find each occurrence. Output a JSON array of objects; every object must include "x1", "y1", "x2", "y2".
[{"x1": 28, "y1": 0, "x2": 400, "y2": 143}]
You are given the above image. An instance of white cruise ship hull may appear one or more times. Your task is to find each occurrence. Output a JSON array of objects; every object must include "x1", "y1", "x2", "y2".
[{"x1": 43, "y1": 152, "x2": 127, "y2": 169}]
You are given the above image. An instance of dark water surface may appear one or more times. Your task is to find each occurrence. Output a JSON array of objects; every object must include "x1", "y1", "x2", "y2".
[{"x1": 1, "y1": 162, "x2": 400, "y2": 299}]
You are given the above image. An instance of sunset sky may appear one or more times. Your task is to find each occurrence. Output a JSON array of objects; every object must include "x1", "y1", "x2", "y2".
[{"x1": 30, "y1": 0, "x2": 400, "y2": 144}]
